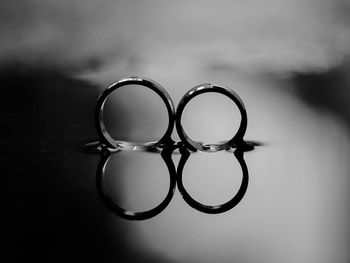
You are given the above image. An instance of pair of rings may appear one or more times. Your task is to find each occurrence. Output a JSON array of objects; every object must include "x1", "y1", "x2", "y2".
[
  {"x1": 91, "y1": 76, "x2": 251, "y2": 220},
  {"x1": 95, "y1": 76, "x2": 248, "y2": 152},
  {"x1": 96, "y1": 143, "x2": 248, "y2": 220}
]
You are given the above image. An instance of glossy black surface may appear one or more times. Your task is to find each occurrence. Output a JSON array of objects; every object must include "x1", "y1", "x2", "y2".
[{"x1": 1, "y1": 65, "x2": 350, "y2": 263}]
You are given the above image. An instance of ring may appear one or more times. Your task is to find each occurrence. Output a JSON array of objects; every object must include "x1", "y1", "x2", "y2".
[
  {"x1": 95, "y1": 77, "x2": 175, "y2": 150},
  {"x1": 176, "y1": 147, "x2": 249, "y2": 214},
  {"x1": 96, "y1": 145, "x2": 177, "y2": 220},
  {"x1": 175, "y1": 83, "x2": 247, "y2": 152}
]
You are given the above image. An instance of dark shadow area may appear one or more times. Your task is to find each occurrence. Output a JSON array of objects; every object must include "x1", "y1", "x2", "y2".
[
  {"x1": 290, "y1": 61, "x2": 350, "y2": 132},
  {"x1": 0, "y1": 65, "x2": 172, "y2": 262}
]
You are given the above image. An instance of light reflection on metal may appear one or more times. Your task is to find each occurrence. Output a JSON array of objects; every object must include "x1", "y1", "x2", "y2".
[
  {"x1": 96, "y1": 143, "x2": 177, "y2": 220},
  {"x1": 176, "y1": 146, "x2": 249, "y2": 214},
  {"x1": 176, "y1": 83, "x2": 247, "y2": 152},
  {"x1": 95, "y1": 76, "x2": 175, "y2": 151},
  {"x1": 86, "y1": 76, "x2": 258, "y2": 220}
]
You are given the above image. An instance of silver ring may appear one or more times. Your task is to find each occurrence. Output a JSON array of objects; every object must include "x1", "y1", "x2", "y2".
[
  {"x1": 95, "y1": 77, "x2": 175, "y2": 151},
  {"x1": 175, "y1": 83, "x2": 248, "y2": 152},
  {"x1": 176, "y1": 147, "x2": 249, "y2": 214},
  {"x1": 96, "y1": 146, "x2": 177, "y2": 220}
]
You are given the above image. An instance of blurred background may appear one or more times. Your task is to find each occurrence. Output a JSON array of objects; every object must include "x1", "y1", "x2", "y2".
[{"x1": 1, "y1": 0, "x2": 350, "y2": 262}]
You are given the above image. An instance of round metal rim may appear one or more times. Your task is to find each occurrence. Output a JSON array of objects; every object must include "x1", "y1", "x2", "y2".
[
  {"x1": 175, "y1": 83, "x2": 247, "y2": 152},
  {"x1": 95, "y1": 76, "x2": 175, "y2": 150},
  {"x1": 96, "y1": 146, "x2": 177, "y2": 220},
  {"x1": 176, "y1": 147, "x2": 249, "y2": 214}
]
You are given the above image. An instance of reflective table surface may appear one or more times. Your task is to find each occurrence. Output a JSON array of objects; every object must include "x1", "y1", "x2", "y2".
[{"x1": 1, "y1": 63, "x2": 349, "y2": 262}]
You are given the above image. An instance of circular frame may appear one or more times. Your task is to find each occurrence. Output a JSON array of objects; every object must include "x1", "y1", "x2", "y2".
[
  {"x1": 175, "y1": 83, "x2": 247, "y2": 152},
  {"x1": 96, "y1": 146, "x2": 177, "y2": 220},
  {"x1": 176, "y1": 147, "x2": 249, "y2": 214},
  {"x1": 95, "y1": 77, "x2": 175, "y2": 150}
]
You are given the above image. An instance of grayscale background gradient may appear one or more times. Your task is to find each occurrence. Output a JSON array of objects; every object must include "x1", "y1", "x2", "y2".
[{"x1": 0, "y1": 1, "x2": 349, "y2": 262}]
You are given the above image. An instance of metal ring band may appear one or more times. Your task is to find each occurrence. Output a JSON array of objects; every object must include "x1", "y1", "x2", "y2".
[
  {"x1": 175, "y1": 83, "x2": 247, "y2": 152},
  {"x1": 96, "y1": 146, "x2": 177, "y2": 220},
  {"x1": 95, "y1": 77, "x2": 175, "y2": 150},
  {"x1": 176, "y1": 147, "x2": 249, "y2": 214}
]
